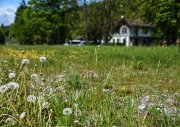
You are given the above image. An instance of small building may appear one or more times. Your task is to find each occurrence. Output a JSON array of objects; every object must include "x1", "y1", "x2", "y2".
[{"x1": 110, "y1": 18, "x2": 154, "y2": 46}]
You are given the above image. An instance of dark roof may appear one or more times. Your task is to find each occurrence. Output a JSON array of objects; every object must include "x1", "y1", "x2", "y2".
[
  {"x1": 113, "y1": 18, "x2": 153, "y2": 33},
  {"x1": 117, "y1": 18, "x2": 153, "y2": 28},
  {"x1": 125, "y1": 18, "x2": 153, "y2": 27}
]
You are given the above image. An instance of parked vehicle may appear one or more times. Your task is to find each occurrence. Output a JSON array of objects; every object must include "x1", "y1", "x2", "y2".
[{"x1": 67, "y1": 40, "x2": 85, "y2": 46}]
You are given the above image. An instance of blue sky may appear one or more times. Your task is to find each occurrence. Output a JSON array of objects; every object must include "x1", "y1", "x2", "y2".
[{"x1": 0, "y1": 0, "x2": 28, "y2": 26}]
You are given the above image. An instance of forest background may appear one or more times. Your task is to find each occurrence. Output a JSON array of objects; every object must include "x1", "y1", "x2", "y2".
[{"x1": 0, "y1": 0, "x2": 179, "y2": 45}]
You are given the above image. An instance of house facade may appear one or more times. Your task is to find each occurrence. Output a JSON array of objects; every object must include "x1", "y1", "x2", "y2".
[{"x1": 110, "y1": 18, "x2": 153, "y2": 46}]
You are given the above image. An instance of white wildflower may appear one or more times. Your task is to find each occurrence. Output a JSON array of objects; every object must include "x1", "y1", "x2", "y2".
[
  {"x1": 5, "y1": 117, "x2": 16, "y2": 125},
  {"x1": 83, "y1": 120, "x2": 90, "y2": 126},
  {"x1": 27, "y1": 95, "x2": 36, "y2": 103},
  {"x1": 22, "y1": 58, "x2": 29, "y2": 65},
  {"x1": 39, "y1": 56, "x2": 47, "y2": 63},
  {"x1": 56, "y1": 74, "x2": 66, "y2": 82},
  {"x1": 8, "y1": 72, "x2": 16, "y2": 79},
  {"x1": 63, "y1": 108, "x2": 72, "y2": 116},
  {"x1": 42, "y1": 102, "x2": 50, "y2": 109},
  {"x1": 6, "y1": 82, "x2": 19, "y2": 89},
  {"x1": 74, "y1": 103, "x2": 78, "y2": 108},
  {"x1": 0, "y1": 85, "x2": 8, "y2": 93},
  {"x1": 31, "y1": 73, "x2": 38, "y2": 80},
  {"x1": 74, "y1": 109, "x2": 82, "y2": 117},
  {"x1": 138, "y1": 104, "x2": 146, "y2": 111},
  {"x1": 74, "y1": 120, "x2": 79, "y2": 124},
  {"x1": 19, "y1": 112, "x2": 26, "y2": 119}
]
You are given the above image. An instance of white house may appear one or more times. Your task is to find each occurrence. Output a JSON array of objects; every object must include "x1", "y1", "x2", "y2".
[{"x1": 110, "y1": 18, "x2": 153, "y2": 46}]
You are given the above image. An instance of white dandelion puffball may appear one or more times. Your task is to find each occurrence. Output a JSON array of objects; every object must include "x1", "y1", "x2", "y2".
[
  {"x1": 22, "y1": 58, "x2": 29, "y2": 65},
  {"x1": 74, "y1": 109, "x2": 82, "y2": 117},
  {"x1": 6, "y1": 82, "x2": 19, "y2": 89},
  {"x1": 39, "y1": 56, "x2": 47, "y2": 62},
  {"x1": 27, "y1": 95, "x2": 37, "y2": 103},
  {"x1": 31, "y1": 73, "x2": 38, "y2": 80},
  {"x1": 19, "y1": 112, "x2": 26, "y2": 119},
  {"x1": 5, "y1": 117, "x2": 16, "y2": 125},
  {"x1": 63, "y1": 108, "x2": 72, "y2": 116},
  {"x1": 0, "y1": 85, "x2": 8, "y2": 93},
  {"x1": 138, "y1": 104, "x2": 146, "y2": 111},
  {"x1": 8, "y1": 72, "x2": 16, "y2": 79}
]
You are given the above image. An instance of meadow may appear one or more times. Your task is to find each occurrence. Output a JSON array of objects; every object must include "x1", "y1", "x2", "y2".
[{"x1": 0, "y1": 45, "x2": 179, "y2": 127}]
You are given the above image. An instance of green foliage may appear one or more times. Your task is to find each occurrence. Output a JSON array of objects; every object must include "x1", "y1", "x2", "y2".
[
  {"x1": 141, "y1": 0, "x2": 179, "y2": 44},
  {"x1": 67, "y1": 73, "x2": 83, "y2": 89},
  {"x1": 0, "y1": 30, "x2": 5, "y2": 44}
]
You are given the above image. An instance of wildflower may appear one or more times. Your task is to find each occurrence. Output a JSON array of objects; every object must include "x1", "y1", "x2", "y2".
[
  {"x1": 22, "y1": 58, "x2": 29, "y2": 65},
  {"x1": 63, "y1": 108, "x2": 72, "y2": 116},
  {"x1": 83, "y1": 120, "x2": 90, "y2": 126},
  {"x1": 56, "y1": 74, "x2": 66, "y2": 82},
  {"x1": 8, "y1": 72, "x2": 15, "y2": 79},
  {"x1": 27, "y1": 95, "x2": 36, "y2": 103},
  {"x1": 5, "y1": 117, "x2": 16, "y2": 125},
  {"x1": 31, "y1": 73, "x2": 38, "y2": 80},
  {"x1": 6, "y1": 82, "x2": 19, "y2": 89},
  {"x1": 0, "y1": 85, "x2": 8, "y2": 93},
  {"x1": 39, "y1": 56, "x2": 47, "y2": 62},
  {"x1": 74, "y1": 103, "x2": 79, "y2": 108},
  {"x1": 42, "y1": 102, "x2": 50, "y2": 109},
  {"x1": 19, "y1": 112, "x2": 26, "y2": 119},
  {"x1": 74, "y1": 120, "x2": 79, "y2": 124},
  {"x1": 74, "y1": 109, "x2": 82, "y2": 117},
  {"x1": 138, "y1": 104, "x2": 146, "y2": 111}
]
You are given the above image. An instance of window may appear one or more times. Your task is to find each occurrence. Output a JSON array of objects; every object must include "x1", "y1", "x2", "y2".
[
  {"x1": 113, "y1": 39, "x2": 115, "y2": 43},
  {"x1": 117, "y1": 39, "x2": 119, "y2": 43},
  {"x1": 142, "y1": 28, "x2": 148, "y2": 34},
  {"x1": 122, "y1": 28, "x2": 127, "y2": 34},
  {"x1": 123, "y1": 39, "x2": 126, "y2": 43},
  {"x1": 133, "y1": 28, "x2": 138, "y2": 36}
]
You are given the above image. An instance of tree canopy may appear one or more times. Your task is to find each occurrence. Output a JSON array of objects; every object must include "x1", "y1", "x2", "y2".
[{"x1": 4, "y1": 0, "x2": 179, "y2": 45}]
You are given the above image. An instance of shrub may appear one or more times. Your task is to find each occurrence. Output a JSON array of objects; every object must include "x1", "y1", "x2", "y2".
[{"x1": 0, "y1": 30, "x2": 5, "y2": 45}]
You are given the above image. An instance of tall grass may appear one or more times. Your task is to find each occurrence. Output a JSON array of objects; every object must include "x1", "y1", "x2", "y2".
[{"x1": 0, "y1": 45, "x2": 179, "y2": 126}]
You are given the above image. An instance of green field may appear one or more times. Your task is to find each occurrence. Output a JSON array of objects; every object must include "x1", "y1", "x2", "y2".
[{"x1": 0, "y1": 46, "x2": 179, "y2": 126}]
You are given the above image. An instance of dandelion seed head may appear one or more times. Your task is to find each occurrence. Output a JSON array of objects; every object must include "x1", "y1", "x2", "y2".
[
  {"x1": 138, "y1": 104, "x2": 146, "y2": 111},
  {"x1": 31, "y1": 73, "x2": 38, "y2": 80},
  {"x1": 22, "y1": 58, "x2": 29, "y2": 65},
  {"x1": 8, "y1": 72, "x2": 16, "y2": 79},
  {"x1": 6, "y1": 82, "x2": 19, "y2": 89},
  {"x1": 27, "y1": 95, "x2": 36, "y2": 103},
  {"x1": 5, "y1": 117, "x2": 16, "y2": 125},
  {"x1": 74, "y1": 109, "x2": 82, "y2": 117},
  {"x1": 0, "y1": 85, "x2": 8, "y2": 93},
  {"x1": 19, "y1": 112, "x2": 26, "y2": 119},
  {"x1": 39, "y1": 56, "x2": 47, "y2": 62},
  {"x1": 63, "y1": 108, "x2": 72, "y2": 116}
]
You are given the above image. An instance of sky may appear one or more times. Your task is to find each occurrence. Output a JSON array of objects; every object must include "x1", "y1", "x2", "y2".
[{"x1": 0, "y1": 0, "x2": 28, "y2": 26}]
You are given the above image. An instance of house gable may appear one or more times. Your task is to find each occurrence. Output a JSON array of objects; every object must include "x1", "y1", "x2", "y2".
[{"x1": 110, "y1": 18, "x2": 154, "y2": 46}]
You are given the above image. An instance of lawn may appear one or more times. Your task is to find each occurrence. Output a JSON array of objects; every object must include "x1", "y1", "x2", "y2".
[{"x1": 0, "y1": 45, "x2": 179, "y2": 127}]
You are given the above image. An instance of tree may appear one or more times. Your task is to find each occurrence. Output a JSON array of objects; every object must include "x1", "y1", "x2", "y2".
[
  {"x1": 0, "y1": 29, "x2": 5, "y2": 44},
  {"x1": 24, "y1": 0, "x2": 79, "y2": 44},
  {"x1": 12, "y1": 0, "x2": 33, "y2": 44},
  {"x1": 141, "y1": 0, "x2": 180, "y2": 44}
]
